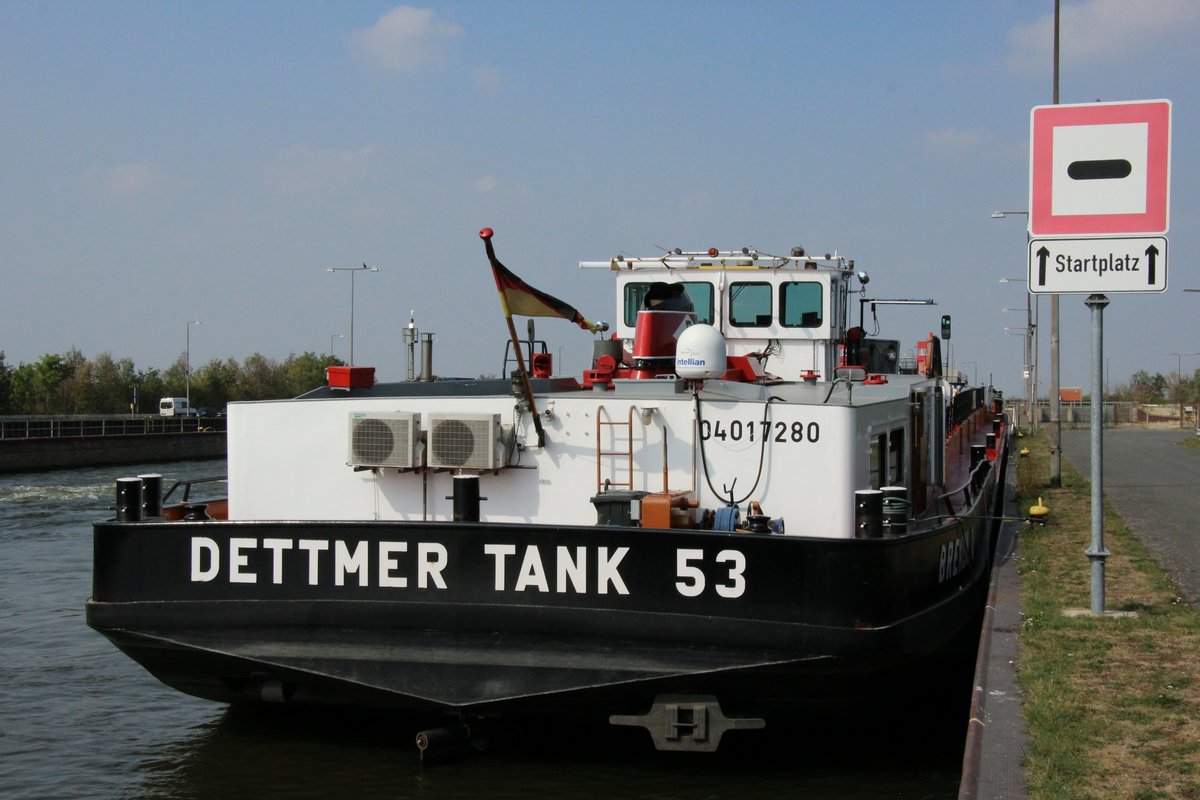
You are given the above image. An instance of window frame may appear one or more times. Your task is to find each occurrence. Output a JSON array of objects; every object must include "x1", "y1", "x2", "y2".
[
  {"x1": 622, "y1": 281, "x2": 715, "y2": 326},
  {"x1": 728, "y1": 281, "x2": 774, "y2": 328},
  {"x1": 779, "y1": 281, "x2": 824, "y2": 328}
]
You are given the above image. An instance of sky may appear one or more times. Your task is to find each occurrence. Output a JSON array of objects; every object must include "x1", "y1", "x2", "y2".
[{"x1": 3, "y1": 0, "x2": 1198, "y2": 398}]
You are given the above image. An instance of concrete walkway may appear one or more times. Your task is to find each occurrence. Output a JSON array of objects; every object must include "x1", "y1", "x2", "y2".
[
  {"x1": 959, "y1": 458, "x2": 1029, "y2": 800},
  {"x1": 960, "y1": 427, "x2": 1200, "y2": 799},
  {"x1": 1059, "y1": 427, "x2": 1200, "y2": 608}
]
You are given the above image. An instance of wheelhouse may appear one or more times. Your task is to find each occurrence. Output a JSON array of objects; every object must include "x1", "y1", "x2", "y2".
[{"x1": 583, "y1": 249, "x2": 860, "y2": 381}]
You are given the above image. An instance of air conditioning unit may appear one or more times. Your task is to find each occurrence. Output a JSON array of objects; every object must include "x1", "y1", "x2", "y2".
[
  {"x1": 347, "y1": 412, "x2": 419, "y2": 468},
  {"x1": 427, "y1": 413, "x2": 501, "y2": 470}
]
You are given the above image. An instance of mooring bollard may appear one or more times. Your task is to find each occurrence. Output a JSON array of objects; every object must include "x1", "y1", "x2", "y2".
[
  {"x1": 854, "y1": 489, "x2": 883, "y2": 538},
  {"x1": 115, "y1": 477, "x2": 143, "y2": 522},
  {"x1": 138, "y1": 473, "x2": 163, "y2": 517},
  {"x1": 881, "y1": 486, "x2": 909, "y2": 535}
]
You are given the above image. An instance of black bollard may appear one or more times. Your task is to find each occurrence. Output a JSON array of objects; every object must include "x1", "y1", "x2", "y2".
[
  {"x1": 138, "y1": 473, "x2": 163, "y2": 517},
  {"x1": 452, "y1": 474, "x2": 482, "y2": 522},
  {"x1": 115, "y1": 478, "x2": 142, "y2": 522},
  {"x1": 970, "y1": 444, "x2": 987, "y2": 474},
  {"x1": 854, "y1": 489, "x2": 883, "y2": 539},
  {"x1": 880, "y1": 486, "x2": 909, "y2": 535}
]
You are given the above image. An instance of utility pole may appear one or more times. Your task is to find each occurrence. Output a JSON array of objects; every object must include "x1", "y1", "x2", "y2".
[{"x1": 1049, "y1": 0, "x2": 1062, "y2": 487}]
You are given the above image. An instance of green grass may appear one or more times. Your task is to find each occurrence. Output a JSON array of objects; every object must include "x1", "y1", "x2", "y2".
[{"x1": 1015, "y1": 431, "x2": 1200, "y2": 800}]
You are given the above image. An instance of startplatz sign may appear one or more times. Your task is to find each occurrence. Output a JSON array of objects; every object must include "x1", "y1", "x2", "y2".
[
  {"x1": 1027, "y1": 99, "x2": 1171, "y2": 294},
  {"x1": 1028, "y1": 236, "x2": 1167, "y2": 294},
  {"x1": 1025, "y1": 99, "x2": 1174, "y2": 618}
]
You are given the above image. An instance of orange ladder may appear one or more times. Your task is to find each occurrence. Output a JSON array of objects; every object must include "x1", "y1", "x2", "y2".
[{"x1": 595, "y1": 405, "x2": 636, "y2": 493}]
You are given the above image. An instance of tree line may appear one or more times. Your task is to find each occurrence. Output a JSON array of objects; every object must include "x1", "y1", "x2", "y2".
[
  {"x1": 2, "y1": 347, "x2": 1195, "y2": 415},
  {"x1": 0, "y1": 349, "x2": 345, "y2": 415},
  {"x1": 1020, "y1": 369, "x2": 1200, "y2": 405},
  {"x1": 1125, "y1": 369, "x2": 1200, "y2": 405}
]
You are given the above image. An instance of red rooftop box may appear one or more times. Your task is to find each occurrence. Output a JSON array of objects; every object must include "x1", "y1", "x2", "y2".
[{"x1": 327, "y1": 366, "x2": 375, "y2": 390}]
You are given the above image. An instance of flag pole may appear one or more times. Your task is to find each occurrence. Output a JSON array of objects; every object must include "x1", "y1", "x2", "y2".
[
  {"x1": 503, "y1": 307, "x2": 547, "y2": 448},
  {"x1": 481, "y1": 228, "x2": 546, "y2": 448}
]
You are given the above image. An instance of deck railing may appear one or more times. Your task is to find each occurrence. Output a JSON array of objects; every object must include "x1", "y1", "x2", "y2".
[
  {"x1": 937, "y1": 455, "x2": 995, "y2": 519},
  {"x1": 0, "y1": 415, "x2": 227, "y2": 441}
]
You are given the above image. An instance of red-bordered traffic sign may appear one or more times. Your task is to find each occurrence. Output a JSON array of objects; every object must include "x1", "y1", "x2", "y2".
[{"x1": 1029, "y1": 99, "x2": 1171, "y2": 237}]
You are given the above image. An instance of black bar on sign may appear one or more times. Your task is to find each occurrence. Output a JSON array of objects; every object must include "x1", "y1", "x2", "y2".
[{"x1": 1067, "y1": 159, "x2": 1132, "y2": 180}]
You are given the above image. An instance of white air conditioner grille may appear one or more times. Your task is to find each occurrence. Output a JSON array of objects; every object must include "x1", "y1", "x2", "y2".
[
  {"x1": 348, "y1": 412, "x2": 417, "y2": 468},
  {"x1": 428, "y1": 413, "x2": 499, "y2": 469}
]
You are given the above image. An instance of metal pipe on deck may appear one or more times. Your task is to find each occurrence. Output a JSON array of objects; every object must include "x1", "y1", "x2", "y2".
[{"x1": 420, "y1": 333, "x2": 435, "y2": 382}]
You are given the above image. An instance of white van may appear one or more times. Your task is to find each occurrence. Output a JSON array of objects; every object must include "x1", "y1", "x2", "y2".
[{"x1": 159, "y1": 397, "x2": 197, "y2": 417}]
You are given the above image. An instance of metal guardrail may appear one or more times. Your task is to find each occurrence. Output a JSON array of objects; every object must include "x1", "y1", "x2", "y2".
[
  {"x1": 163, "y1": 474, "x2": 229, "y2": 504},
  {"x1": 938, "y1": 457, "x2": 994, "y2": 518},
  {"x1": 0, "y1": 415, "x2": 227, "y2": 440}
]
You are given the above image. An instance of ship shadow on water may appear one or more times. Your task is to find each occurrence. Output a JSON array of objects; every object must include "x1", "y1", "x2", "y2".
[{"x1": 127, "y1": 639, "x2": 979, "y2": 800}]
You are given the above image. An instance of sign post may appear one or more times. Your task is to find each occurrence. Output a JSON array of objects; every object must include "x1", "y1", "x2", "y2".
[
  {"x1": 1028, "y1": 99, "x2": 1172, "y2": 616},
  {"x1": 1084, "y1": 294, "x2": 1110, "y2": 616}
]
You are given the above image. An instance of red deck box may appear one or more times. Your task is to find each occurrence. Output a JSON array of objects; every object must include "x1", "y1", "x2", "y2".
[{"x1": 326, "y1": 366, "x2": 375, "y2": 390}]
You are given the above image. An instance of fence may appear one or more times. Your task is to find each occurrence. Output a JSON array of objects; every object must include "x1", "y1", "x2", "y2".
[
  {"x1": 0, "y1": 415, "x2": 228, "y2": 440},
  {"x1": 1005, "y1": 401, "x2": 1196, "y2": 429}
]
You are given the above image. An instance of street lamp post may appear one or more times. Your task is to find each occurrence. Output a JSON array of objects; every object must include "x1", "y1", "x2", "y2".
[
  {"x1": 1000, "y1": 276, "x2": 1036, "y2": 429},
  {"x1": 1005, "y1": 327, "x2": 1030, "y2": 429},
  {"x1": 330, "y1": 333, "x2": 344, "y2": 359},
  {"x1": 1049, "y1": 0, "x2": 1062, "y2": 490},
  {"x1": 327, "y1": 264, "x2": 379, "y2": 365},
  {"x1": 994, "y1": 208, "x2": 1058, "y2": 483},
  {"x1": 186, "y1": 320, "x2": 201, "y2": 411},
  {"x1": 1170, "y1": 352, "x2": 1200, "y2": 428},
  {"x1": 1004, "y1": 304, "x2": 1033, "y2": 423}
]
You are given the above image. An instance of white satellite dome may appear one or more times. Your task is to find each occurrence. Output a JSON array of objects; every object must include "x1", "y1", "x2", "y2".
[{"x1": 674, "y1": 324, "x2": 727, "y2": 379}]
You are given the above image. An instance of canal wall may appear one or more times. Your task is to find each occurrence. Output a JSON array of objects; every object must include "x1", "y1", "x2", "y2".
[{"x1": 0, "y1": 432, "x2": 226, "y2": 473}]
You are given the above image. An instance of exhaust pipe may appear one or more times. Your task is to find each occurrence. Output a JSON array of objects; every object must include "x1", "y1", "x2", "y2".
[
  {"x1": 415, "y1": 722, "x2": 471, "y2": 762},
  {"x1": 415, "y1": 718, "x2": 516, "y2": 762}
]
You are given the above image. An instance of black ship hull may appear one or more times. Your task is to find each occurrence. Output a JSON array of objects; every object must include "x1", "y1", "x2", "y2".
[{"x1": 87, "y1": 455, "x2": 1004, "y2": 735}]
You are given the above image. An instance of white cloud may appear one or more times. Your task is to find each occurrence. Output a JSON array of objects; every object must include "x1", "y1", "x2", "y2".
[
  {"x1": 349, "y1": 5, "x2": 463, "y2": 74},
  {"x1": 1005, "y1": 0, "x2": 1200, "y2": 74},
  {"x1": 474, "y1": 175, "x2": 498, "y2": 192},
  {"x1": 84, "y1": 162, "x2": 168, "y2": 200},
  {"x1": 262, "y1": 144, "x2": 379, "y2": 196}
]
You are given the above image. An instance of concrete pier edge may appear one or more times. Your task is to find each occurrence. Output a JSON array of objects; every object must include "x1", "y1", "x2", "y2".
[
  {"x1": 0, "y1": 432, "x2": 225, "y2": 473},
  {"x1": 958, "y1": 451, "x2": 1029, "y2": 799}
]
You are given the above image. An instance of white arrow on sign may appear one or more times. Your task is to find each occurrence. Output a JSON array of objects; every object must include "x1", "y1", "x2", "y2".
[{"x1": 1028, "y1": 237, "x2": 1166, "y2": 294}]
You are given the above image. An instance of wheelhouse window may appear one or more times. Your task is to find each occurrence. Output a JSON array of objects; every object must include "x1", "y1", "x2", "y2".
[
  {"x1": 869, "y1": 433, "x2": 886, "y2": 489},
  {"x1": 780, "y1": 281, "x2": 823, "y2": 327},
  {"x1": 623, "y1": 282, "x2": 714, "y2": 326},
  {"x1": 729, "y1": 282, "x2": 772, "y2": 327},
  {"x1": 888, "y1": 428, "x2": 905, "y2": 485},
  {"x1": 871, "y1": 427, "x2": 906, "y2": 489}
]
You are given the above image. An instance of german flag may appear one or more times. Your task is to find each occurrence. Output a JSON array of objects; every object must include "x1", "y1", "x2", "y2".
[{"x1": 480, "y1": 228, "x2": 602, "y2": 333}]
